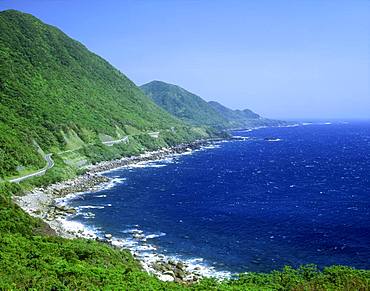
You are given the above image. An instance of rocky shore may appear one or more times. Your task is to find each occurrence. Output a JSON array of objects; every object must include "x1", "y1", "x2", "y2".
[
  {"x1": 87, "y1": 139, "x2": 211, "y2": 174},
  {"x1": 14, "y1": 139, "x2": 225, "y2": 284}
]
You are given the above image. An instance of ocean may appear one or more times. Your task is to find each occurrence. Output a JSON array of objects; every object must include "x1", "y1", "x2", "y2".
[{"x1": 66, "y1": 121, "x2": 370, "y2": 275}]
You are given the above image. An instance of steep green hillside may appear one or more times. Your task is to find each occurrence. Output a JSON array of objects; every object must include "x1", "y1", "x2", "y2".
[
  {"x1": 140, "y1": 81, "x2": 230, "y2": 128},
  {"x1": 208, "y1": 101, "x2": 287, "y2": 129},
  {"x1": 0, "y1": 10, "x2": 203, "y2": 178}
]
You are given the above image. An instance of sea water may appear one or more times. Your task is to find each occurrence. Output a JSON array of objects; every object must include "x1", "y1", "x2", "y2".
[{"x1": 67, "y1": 121, "x2": 370, "y2": 274}]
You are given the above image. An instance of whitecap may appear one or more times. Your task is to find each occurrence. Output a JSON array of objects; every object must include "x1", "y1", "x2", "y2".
[
  {"x1": 57, "y1": 218, "x2": 99, "y2": 239},
  {"x1": 145, "y1": 232, "x2": 166, "y2": 240},
  {"x1": 78, "y1": 205, "x2": 105, "y2": 209},
  {"x1": 122, "y1": 228, "x2": 144, "y2": 234},
  {"x1": 231, "y1": 136, "x2": 250, "y2": 141},
  {"x1": 105, "y1": 228, "x2": 232, "y2": 280},
  {"x1": 266, "y1": 138, "x2": 282, "y2": 142}
]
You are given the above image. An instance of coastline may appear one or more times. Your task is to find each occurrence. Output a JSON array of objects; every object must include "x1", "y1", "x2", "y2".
[
  {"x1": 14, "y1": 139, "x2": 230, "y2": 283},
  {"x1": 13, "y1": 122, "x2": 338, "y2": 283}
]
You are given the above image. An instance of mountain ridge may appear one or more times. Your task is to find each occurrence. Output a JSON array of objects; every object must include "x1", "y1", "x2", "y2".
[
  {"x1": 141, "y1": 80, "x2": 286, "y2": 130},
  {"x1": 208, "y1": 100, "x2": 287, "y2": 129},
  {"x1": 140, "y1": 80, "x2": 230, "y2": 129}
]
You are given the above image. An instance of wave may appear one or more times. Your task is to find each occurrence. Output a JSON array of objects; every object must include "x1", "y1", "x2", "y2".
[
  {"x1": 58, "y1": 211, "x2": 232, "y2": 280},
  {"x1": 78, "y1": 204, "x2": 111, "y2": 210},
  {"x1": 200, "y1": 144, "x2": 222, "y2": 149},
  {"x1": 81, "y1": 212, "x2": 95, "y2": 219},
  {"x1": 107, "y1": 228, "x2": 232, "y2": 280},
  {"x1": 127, "y1": 162, "x2": 167, "y2": 169},
  {"x1": 283, "y1": 123, "x2": 300, "y2": 128},
  {"x1": 54, "y1": 143, "x2": 236, "y2": 280},
  {"x1": 78, "y1": 205, "x2": 105, "y2": 209},
  {"x1": 266, "y1": 138, "x2": 282, "y2": 142},
  {"x1": 56, "y1": 218, "x2": 100, "y2": 239},
  {"x1": 101, "y1": 177, "x2": 126, "y2": 190},
  {"x1": 231, "y1": 136, "x2": 250, "y2": 140},
  {"x1": 145, "y1": 233, "x2": 166, "y2": 240}
]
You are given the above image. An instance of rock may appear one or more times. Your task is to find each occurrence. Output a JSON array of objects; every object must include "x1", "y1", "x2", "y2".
[
  {"x1": 96, "y1": 237, "x2": 111, "y2": 244},
  {"x1": 65, "y1": 208, "x2": 77, "y2": 214},
  {"x1": 159, "y1": 274, "x2": 174, "y2": 282},
  {"x1": 153, "y1": 263, "x2": 167, "y2": 273},
  {"x1": 174, "y1": 269, "x2": 185, "y2": 280},
  {"x1": 184, "y1": 274, "x2": 196, "y2": 282},
  {"x1": 174, "y1": 278, "x2": 183, "y2": 283},
  {"x1": 163, "y1": 270, "x2": 175, "y2": 277},
  {"x1": 176, "y1": 262, "x2": 185, "y2": 269},
  {"x1": 105, "y1": 233, "x2": 113, "y2": 239},
  {"x1": 55, "y1": 205, "x2": 67, "y2": 211}
]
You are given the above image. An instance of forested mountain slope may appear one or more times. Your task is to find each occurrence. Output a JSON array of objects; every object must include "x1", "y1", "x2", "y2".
[
  {"x1": 0, "y1": 10, "x2": 203, "y2": 178},
  {"x1": 141, "y1": 80, "x2": 287, "y2": 131},
  {"x1": 208, "y1": 101, "x2": 287, "y2": 129},
  {"x1": 140, "y1": 81, "x2": 230, "y2": 128}
]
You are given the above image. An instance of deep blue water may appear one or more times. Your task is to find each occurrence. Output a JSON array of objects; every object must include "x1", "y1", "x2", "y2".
[{"x1": 68, "y1": 122, "x2": 370, "y2": 273}]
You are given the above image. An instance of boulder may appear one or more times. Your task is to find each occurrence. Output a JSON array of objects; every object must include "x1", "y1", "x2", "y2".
[
  {"x1": 163, "y1": 270, "x2": 175, "y2": 277},
  {"x1": 176, "y1": 262, "x2": 185, "y2": 269},
  {"x1": 159, "y1": 274, "x2": 174, "y2": 282},
  {"x1": 174, "y1": 269, "x2": 185, "y2": 280},
  {"x1": 65, "y1": 208, "x2": 77, "y2": 214}
]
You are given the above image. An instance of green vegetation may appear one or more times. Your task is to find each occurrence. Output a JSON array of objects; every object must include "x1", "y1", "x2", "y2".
[
  {"x1": 140, "y1": 81, "x2": 287, "y2": 131},
  {"x1": 209, "y1": 100, "x2": 261, "y2": 120},
  {"x1": 208, "y1": 101, "x2": 288, "y2": 129},
  {"x1": 1, "y1": 9, "x2": 368, "y2": 290},
  {"x1": 0, "y1": 10, "x2": 208, "y2": 179},
  {"x1": 1, "y1": 184, "x2": 369, "y2": 290},
  {"x1": 140, "y1": 81, "x2": 230, "y2": 129}
]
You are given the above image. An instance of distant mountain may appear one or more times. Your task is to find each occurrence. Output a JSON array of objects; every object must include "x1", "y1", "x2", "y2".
[
  {"x1": 141, "y1": 81, "x2": 286, "y2": 130},
  {"x1": 208, "y1": 101, "x2": 286, "y2": 129},
  {"x1": 140, "y1": 81, "x2": 230, "y2": 129},
  {"x1": 0, "y1": 10, "x2": 204, "y2": 177},
  {"x1": 208, "y1": 101, "x2": 260, "y2": 122}
]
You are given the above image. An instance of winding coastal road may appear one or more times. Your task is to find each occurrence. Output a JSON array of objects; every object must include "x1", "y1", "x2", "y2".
[
  {"x1": 58, "y1": 136, "x2": 130, "y2": 155},
  {"x1": 9, "y1": 154, "x2": 54, "y2": 183},
  {"x1": 8, "y1": 135, "x2": 132, "y2": 183},
  {"x1": 101, "y1": 136, "x2": 129, "y2": 146}
]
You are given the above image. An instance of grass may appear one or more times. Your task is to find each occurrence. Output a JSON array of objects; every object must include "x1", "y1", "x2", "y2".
[
  {"x1": 4, "y1": 166, "x2": 40, "y2": 180},
  {"x1": 61, "y1": 129, "x2": 87, "y2": 151}
]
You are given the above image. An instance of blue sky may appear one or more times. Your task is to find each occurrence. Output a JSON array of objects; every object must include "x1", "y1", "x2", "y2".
[{"x1": 1, "y1": 0, "x2": 369, "y2": 119}]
